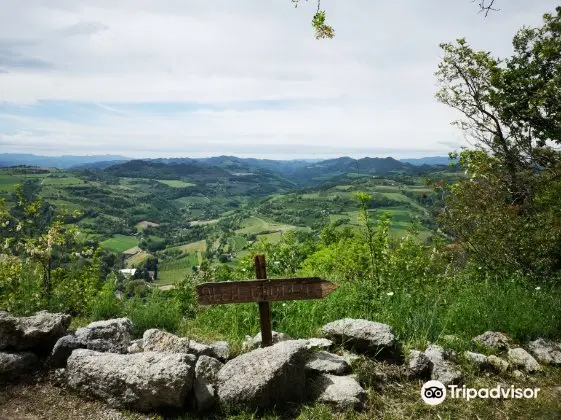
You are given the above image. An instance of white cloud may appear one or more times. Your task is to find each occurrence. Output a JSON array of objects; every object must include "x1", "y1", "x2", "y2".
[{"x1": 0, "y1": 0, "x2": 558, "y2": 158}]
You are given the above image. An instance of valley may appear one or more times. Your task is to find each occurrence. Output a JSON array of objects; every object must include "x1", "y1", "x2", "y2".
[{"x1": 0, "y1": 156, "x2": 456, "y2": 288}]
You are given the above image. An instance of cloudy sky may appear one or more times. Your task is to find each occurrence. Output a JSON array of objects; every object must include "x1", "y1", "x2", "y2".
[{"x1": 0, "y1": 0, "x2": 558, "y2": 159}]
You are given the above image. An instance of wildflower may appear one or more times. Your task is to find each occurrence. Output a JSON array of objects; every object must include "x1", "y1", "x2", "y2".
[
  {"x1": 386, "y1": 291, "x2": 394, "y2": 296},
  {"x1": 535, "y1": 286, "x2": 541, "y2": 291}
]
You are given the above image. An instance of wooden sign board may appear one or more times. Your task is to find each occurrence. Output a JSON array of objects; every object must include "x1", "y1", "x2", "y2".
[
  {"x1": 197, "y1": 277, "x2": 338, "y2": 306},
  {"x1": 195, "y1": 254, "x2": 337, "y2": 347}
]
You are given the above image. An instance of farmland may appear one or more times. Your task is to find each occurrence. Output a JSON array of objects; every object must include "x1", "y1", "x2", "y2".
[
  {"x1": 100, "y1": 235, "x2": 139, "y2": 253},
  {"x1": 0, "y1": 158, "x2": 453, "y2": 285}
]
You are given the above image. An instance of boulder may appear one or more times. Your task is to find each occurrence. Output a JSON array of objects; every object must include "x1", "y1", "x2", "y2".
[
  {"x1": 0, "y1": 351, "x2": 39, "y2": 382},
  {"x1": 306, "y1": 338, "x2": 333, "y2": 351},
  {"x1": 142, "y1": 329, "x2": 213, "y2": 358},
  {"x1": 473, "y1": 331, "x2": 511, "y2": 351},
  {"x1": 209, "y1": 341, "x2": 230, "y2": 361},
  {"x1": 487, "y1": 355, "x2": 510, "y2": 373},
  {"x1": 241, "y1": 331, "x2": 292, "y2": 352},
  {"x1": 407, "y1": 350, "x2": 432, "y2": 379},
  {"x1": 75, "y1": 318, "x2": 132, "y2": 354},
  {"x1": 48, "y1": 335, "x2": 84, "y2": 368},
  {"x1": 194, "y1": 355, "x2": 223, "y2": 412},
  {"x1": 217, "y1": 339, "x2": 309, "y2": 409},
  {"x1": 66, "y1": 349, "x2": 195, "y2": 411},
  {"x1": 424, "y1": 345, "x2": 462, "y2": 385},
  {"x1": 127, "y1": 339, "x2": 144, "y2": 354},
  {"x1": 321, "y1": 319, "x2": 399, "y2": 359},
  {"x1": 0, "y1": 311, "x2": 71, "y2": 353},
  {"x1": 305, "y1": 351, "x2": 351, "y2": 375},
  {"x1": 527, "y1": 339, "x2": 561, "y2": 366},
  {"x1": 507, "y1": 348, "x2": 540, "y2": 373},
  {"x1": 308, "y1": 374, "x2": 366, "y2": 411},
  {"x1": 464, "y1": 351, "x2": 490, "y2": 369}
]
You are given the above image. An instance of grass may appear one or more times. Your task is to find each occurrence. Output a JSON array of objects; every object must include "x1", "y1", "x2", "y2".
[
  {"x1": 237, "y1": 216, "x2": 296, "y2": 235},
  {"x1": 181, "y1": 278, "x2": 561, "y2": 350},
  {"x1": 157, "y1": 179, "x2": 196, "y2": 188},
  {"x1": 135, "y1": 220, "x2": 160, "y2": 231},
  {"x1": 157, "y1": 254, "x2": 199, "y2": 285},
  {"x1": 176, "y1": 240, "x2": 207, "y2": 253},
  {"x1": 100, "y1": 234, "x2": 139, "y2": 253}
]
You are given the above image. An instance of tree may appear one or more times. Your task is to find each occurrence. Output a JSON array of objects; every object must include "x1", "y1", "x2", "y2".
[
  {"x1": 436, "y1": 7, "x2": 561, "y2": 277},
  {"x1": 292, "y1": 0, "x2": 505, "y2": 39}
]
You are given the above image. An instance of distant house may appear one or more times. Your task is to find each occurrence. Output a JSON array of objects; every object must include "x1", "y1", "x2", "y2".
[{"x1": 119, "y1": 268, "x2": 137, "y2": 278}]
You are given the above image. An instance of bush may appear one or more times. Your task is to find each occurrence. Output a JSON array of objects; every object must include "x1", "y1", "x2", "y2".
[
  {"x1": 123, "y1": 292, "x2": 182, "y2": 337},
  {"x1": 88, "y1": 281, "x2": 123, "y2": 321}
]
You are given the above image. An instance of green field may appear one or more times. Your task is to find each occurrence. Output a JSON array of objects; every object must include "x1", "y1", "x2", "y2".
[
  {"x1": 157, "y1": 180, "x2": 196, "y2": 188},
  {"x1": 100, "y1": 235, "x2": 139, "y2": 253},
  {"x1": 157, "y1": 254, "x2": 199, "y2": 285},
  {"x1": 237, "y1": 216, "x2": 296, "y2": 235}
]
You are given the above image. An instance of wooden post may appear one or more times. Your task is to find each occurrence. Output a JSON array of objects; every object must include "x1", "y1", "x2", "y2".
[{"x1": 254, "y1": 254, "x2": 273, "y2": 348}]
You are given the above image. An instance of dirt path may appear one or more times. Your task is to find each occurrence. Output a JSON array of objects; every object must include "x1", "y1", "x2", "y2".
[{"x1": 0, "y1": 375, "x2": 152, "y2": 420}]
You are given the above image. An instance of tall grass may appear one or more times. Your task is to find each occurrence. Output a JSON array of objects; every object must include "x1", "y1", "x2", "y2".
[{"x1": 181, "y1": 276, "x2": 561, "y2": 349}]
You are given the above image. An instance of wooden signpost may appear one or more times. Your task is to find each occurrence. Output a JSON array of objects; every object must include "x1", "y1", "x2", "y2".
[{"x1": 196, "y1": 254, "x2": 338, "y2": 347}]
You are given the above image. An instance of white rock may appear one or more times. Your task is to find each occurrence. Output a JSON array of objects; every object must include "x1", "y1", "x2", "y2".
[
  {"x1": 66, "y1": 349, "x2": 195, "y2": 411},
  {"x1": 75, "y1": 318, "x2": 132, "y2": 354},
  {"x1": 321, "y1": 318, "x2": 399, "y2": 359},
  {"x1": 309, "y1": 374, "x2": 366, "y2": 410},
  {"x1": 305, "y1": 351, "x2": 351, "y2": 375},
  {"x1": 507, "y1": 348, "x2": 540, "y2": 373},
  {"x1": 527, "y1": 338, "x2": 561, "y2": 366},
  {"x1": 217, "y1": 340, "x2": 309, "y2": 409},
  {"x1": 194, "y1": 355, "x2": 223, "y2": 412}
]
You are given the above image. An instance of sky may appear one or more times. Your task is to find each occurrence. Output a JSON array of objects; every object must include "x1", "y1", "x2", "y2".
[{"x1": 0, "y1": 0, "x2": 558, "y2": 160}]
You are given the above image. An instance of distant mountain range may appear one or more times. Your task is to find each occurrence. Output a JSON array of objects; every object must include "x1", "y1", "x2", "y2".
[
  {"x1": 0, "y1": 154, "x2": 129, "y2": 169},
  {"x1": 399, "y1": 156, "x2": 454, "y2": 166},
  {"x1": 0, "y1": 153, "x2": 455, "y2": 187}
]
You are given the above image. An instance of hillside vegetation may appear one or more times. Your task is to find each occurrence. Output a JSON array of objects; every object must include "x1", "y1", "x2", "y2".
[{"x1": 1, "y1": 7, "x2": 561, "y2": 418}]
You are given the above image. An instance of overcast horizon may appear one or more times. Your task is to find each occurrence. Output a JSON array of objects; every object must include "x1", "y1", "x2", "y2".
[{"x1": 1, "y1": 0, "x2": 558, "y2": 159}]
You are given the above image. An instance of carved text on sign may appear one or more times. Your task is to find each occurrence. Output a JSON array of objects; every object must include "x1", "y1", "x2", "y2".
[{"x1": 197, "y1": 277, "x2": 338, "y2": 306}]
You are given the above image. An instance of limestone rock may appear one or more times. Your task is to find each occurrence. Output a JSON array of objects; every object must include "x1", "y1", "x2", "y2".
[
  {"x1": 143, "y1": 329, "x2": 189, "y2": 353},
  {"x1": 306, "y1": 338, "x2": 333, "y2": 351},
  {"x1": 464, "y1": 351, "x2": 490, "y2": 369},
  {"x1": 209, "y1": 341, "x2": 230, "y2": 361},
  {"x1": 305, "y1": 351, "x2": 351, "y2": 375},
  {"x1": 507, "y1": 348, "x2": 540, "y2": 373},
  {"x1": 308, "y1": 374, "x2": 366, "y2": 411},
  {"x1": 0, "y1": 351, "x2": 39, "y2": 382},
  {"x1": 407, "y1": 350, "x2": 432, "y2": 379},
  {"x1": 142, "y1": 329, "x2": 214, "y2": 358},
  {"x1": 241, "y1": 331, "x2": 292, "y2": 352},
  {"x1": 127, "y1": 339, "x2": 143, "y2": 354},
  {"x1": 49, "y1": 334, "x2": 84, "y2": 368},
  {"x1": 66, "y1": 349, "x2": 195, "y2": 411},
  {"x1": 527, "y1": 338, "x2": 561, "y2": 366},
  {"x1": 75, "y1": 318, "x2": 132, "y2": 354},
  {"x1": 474, "y1": 331, "x2": 511, "y2": 351},
  {"x1": 217, "y1": 340, "x2": 309, "y2": 409},
  {"x1": 194, "y1": 355, "x2": 223, "y2": 411},
  {"x1": 487, "y1": 355, "x2": 510, "y2": 373},
  {"x1": 424, "y1": 345, "x2": 462, "y2": 385},
  {"x1": 0, "y1": 311, "x2": 71, "y2": 353},
  {"x1": 321, "y1": 319, "x2": 399, "y2": 359}
]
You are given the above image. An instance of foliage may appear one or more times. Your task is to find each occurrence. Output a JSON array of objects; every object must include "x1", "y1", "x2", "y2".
[{"x1": 436, "y1": 8, "x2": 561, "y2": 278}]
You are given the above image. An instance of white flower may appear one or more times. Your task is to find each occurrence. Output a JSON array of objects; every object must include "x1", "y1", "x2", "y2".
[
  {"x1": 386, "y1": 292, "x2": 394, "y2": 296},
  {"x1": 282, "y1": 303, "x2": 287, "y2": 307},
  {"x1": 535, "y1": 286, "x2": 541, "y2": 291}
]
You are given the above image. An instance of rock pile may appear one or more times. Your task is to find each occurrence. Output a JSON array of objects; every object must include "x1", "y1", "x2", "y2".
[
  {"x1": 0, "y1": 311, "x2": 71, "y2": 382},
  {"x1": 2, "y1": 312, "x2": 559, "y2": 415}
]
